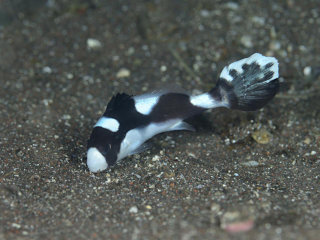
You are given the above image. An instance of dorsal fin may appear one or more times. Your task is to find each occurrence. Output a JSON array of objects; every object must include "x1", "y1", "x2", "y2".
[
  {"x1": 149, "y1": 84, "x2": 189, "y2": 96},
  {"x1": 105, "y1": 93, "x2": 132, "y2": 113}
]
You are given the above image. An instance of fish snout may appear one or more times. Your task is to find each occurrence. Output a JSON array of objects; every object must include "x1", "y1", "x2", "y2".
[{"x1": 87, "y1": 147, "x2": 108, "y2": 172}]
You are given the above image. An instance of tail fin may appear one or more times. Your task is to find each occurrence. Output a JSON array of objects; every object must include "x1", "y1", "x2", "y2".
[{"x1": 210, "y1": 53, "x2": 279, "y2": 111}]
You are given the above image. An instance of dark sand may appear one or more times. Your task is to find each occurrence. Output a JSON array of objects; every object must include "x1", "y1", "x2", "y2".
[{"x1": 0, "y1": 1, "x2": 319, "y2": 239}]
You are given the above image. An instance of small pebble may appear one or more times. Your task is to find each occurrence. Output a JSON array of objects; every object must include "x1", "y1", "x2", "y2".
[
  {"x1": 210, "y1": 203, "x2": 221, "y2": 213},
  {"x1": 242, "y1": 161, "x2": 260, "y2": 167},
  {"x1": 127, "y1": 47, "x2": 135, "y2": 55},
  {"x1": 187, "y1": 152, "x2": 196, "y2": 158},
  {"x1": 152, "y1": 155, "x2": 160, "y2": 161},
  {"x1": 160, "y1": 65, "x2": 167, "y2": 72},
  {"x1": 129, "y1": 206, "x2": 138, "y2": 213},
  {"x1": 200, "y1": 10, "x2": 210, "y2": 17},
  {"x1": 223, "y1": 219, "x2": 254, "y2": 233},
  {"x1": 87, "y1": 38, "x2": 102, "y2": 50},
  {"x1": 240, "y1": 35, "x2": 253, "y2": 48},
  {"x1": 225, "y1": 2, "x2": 239, "y2": 10},
  {"x1": 42, "y1": 99, "x2": 50, "y2": 106},
  {"x1": 303, "y1": 66, "x2": 312, "y2": 76},
  {"x1": 221, "y1": 211, "x2": 254, "y2": 233},
  {"x1": 116, "y1": 68, "x2": 131, "y2": 78},
  {"x1": 303, "y1": 137, "x2": 311, "y2": 144},
  {"x1": 299, "y1": 45, "x2": 308, "y2": 52},
  {"x1": 42, "y1": 66, "x2": 52, "y2": 74},
  {"x1": 164, "y1": 171, "x2": 175, "y2": 178},
  {"x1": 252, "y1": 16, "x2": 265, "y2": 25},
  {"x1": 113, "y1": 55, "x2": 120, "y2": 61},
  {"x1": 66, "y1": 73, "x2": 74, "y2": 79},
  {"x1": 269, "y1": 41, "x2": 281, "y2": 51},
  {"x1": 30, "y1": 174, "x2": 40, "y2": 181},
  {"x1": 252, "y1": 129, "x2": 271, "y2": 144},
  {"x1": 62, "y1": 114, "x2": 71, "y2": 120},
  {"x1": 11, "y1": 223, "x2": 21, "y2": 229}
]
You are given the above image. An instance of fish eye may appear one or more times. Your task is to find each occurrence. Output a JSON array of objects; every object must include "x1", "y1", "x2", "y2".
[{"x1": 105, "y1": 144, "x2": 112, "y2": 151}]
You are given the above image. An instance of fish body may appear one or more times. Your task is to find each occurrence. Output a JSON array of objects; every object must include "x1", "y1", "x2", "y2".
[{"x1": 87, "y1": 53, "x2": 279, "y2": 172}]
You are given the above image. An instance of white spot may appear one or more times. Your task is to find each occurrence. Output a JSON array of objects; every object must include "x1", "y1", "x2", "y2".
[
  {"x1": 87, "y1": 147, "x2": 108, "y2": 172},
  {"x1": 160, "y1": 65, "x2": 167, "y2": 72},
  {"x1": 252, "y1": 16, "x2": 265, "y2": 25},
  {"x1": 127, "y1": 47, "x2": 135, "y2": 55},
  {"x1": 303, "y1": 66, "x2": 312, "y2": 76},
  {"x1": 240, "y1": 35, "x2": 253, "y2": 48},
  {"x1": 116, "y1": 68, "x2": 131, "y2": 78},
  {"x1": 42, "y1": 66, "x2": 52, "y2": 74},
  {"x1": 129, "y1": 206, "x2": 138, "y2": 213},
  {"x1": 87, "y1": 38, "x2": 102, "y2": 50},
  {"x1": 152, "y1": 155, "x2": 160, "y2": 161},
  {"x1": 66, "y1": 73, "x2": 74, "y2": 79},
  {"x1": 62, "y1": 114, "x2": 71, "y2": 120},
  {"x1": 11, "y1": 223, "x2": 21, "y2": 229},
  {"x1": 190, "y1": 93, "x2": 228, "y2": 109},
  {"x1": 225, "y1": 2, "x2": 239, "y2": 10},
  {"x1": 220, "y1": 53, "x2": 279, "y2": 83},
  {"x1": 200, "y1": 9, "x2": 210, "y2": 17},
  {"x1": 134, "y1": 94, "x2": 160, "y2": 115},
  {"x1": 94, "y1": 117, "x2": 119, "y2": 132},
  {"x1": 242, "y1": 161, "x2": 260, "y2": 167},
  {"x1": 269, "y1": 40, "x2": 281, "y2": 51}
]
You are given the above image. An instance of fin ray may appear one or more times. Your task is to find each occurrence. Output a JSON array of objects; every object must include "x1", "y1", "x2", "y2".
[
  {"x1": 129, "y1": 142, "x2": 152, "y2": 155},
  {"x1": 170, "y1": 121, "x2": 195, "y2": 132},
  {"x1": 210, "y1": 53, "x2": 279, "y2": 111}
]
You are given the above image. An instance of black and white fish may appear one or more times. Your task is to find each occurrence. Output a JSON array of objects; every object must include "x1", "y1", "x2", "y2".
[{"x1": 87, "y1": 53, "x2": 279, "y2": 172}]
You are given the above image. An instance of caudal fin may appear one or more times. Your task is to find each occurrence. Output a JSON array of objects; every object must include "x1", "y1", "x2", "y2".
[{"x1": 210, "y1": 53, "x2": 279, "y2": 111}]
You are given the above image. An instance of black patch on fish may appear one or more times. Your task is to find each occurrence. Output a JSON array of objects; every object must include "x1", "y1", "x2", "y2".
[
  {"x1": 89, "y1": 93, "x2": 151, "y2": 166},
  {"x1": 87, "y1": 127, "x2": 121, "y2": 166},
  {"x1": 103, "y1": 93, "x2": 150, "y2": 131},
  {"x1": 150, "y1": 93, "x2": 206, "y2": 122}
]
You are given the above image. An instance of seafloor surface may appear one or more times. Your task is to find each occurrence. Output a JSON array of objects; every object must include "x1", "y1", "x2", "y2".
[{"x1": 0, "y1": 0, "x2": 319, "y2": 239}]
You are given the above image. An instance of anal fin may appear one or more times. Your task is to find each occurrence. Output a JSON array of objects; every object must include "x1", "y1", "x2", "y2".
[{"x1": 170, "y1": 121, "x2": 195, "y2": 132}]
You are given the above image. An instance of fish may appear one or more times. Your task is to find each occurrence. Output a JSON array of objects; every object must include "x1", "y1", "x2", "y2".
[{"x1": 87, "y1": 53, "x2": 279, "y2": 172}]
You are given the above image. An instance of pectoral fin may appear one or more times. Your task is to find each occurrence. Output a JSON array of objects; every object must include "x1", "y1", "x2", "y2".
[{"x1": 129, "y1": 142, "x2": 152, "y2": 155}]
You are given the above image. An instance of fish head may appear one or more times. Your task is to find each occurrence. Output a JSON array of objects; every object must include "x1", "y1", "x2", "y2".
[{"x1": 86, "y1": 127, "x2": 120, "y2": 173}]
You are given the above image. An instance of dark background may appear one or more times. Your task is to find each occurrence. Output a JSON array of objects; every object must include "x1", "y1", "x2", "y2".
[{"x1": 0, "y1": 0, "x2": 319, "y2": 239}]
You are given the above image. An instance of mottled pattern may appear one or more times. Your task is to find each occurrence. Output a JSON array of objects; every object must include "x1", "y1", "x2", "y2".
[
  {"x1": 211, "y1": 53, "x2": 279, "y2": 111},
  {"x1": 149, "y1": 93, "x2": 206, "y2": 122},
  {"x1": 220, "y1": 53, "x2": 278, "y2": 83}
]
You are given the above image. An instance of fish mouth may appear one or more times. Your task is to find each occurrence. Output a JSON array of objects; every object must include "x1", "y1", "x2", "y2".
[{"x1": 87, "y1": 147, "x2": 108, "y2": 172}]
